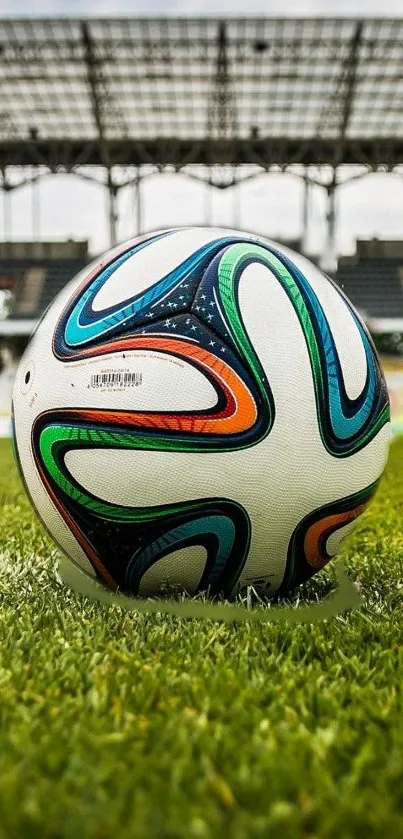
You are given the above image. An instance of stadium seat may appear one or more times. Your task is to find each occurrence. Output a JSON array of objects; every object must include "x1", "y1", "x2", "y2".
[
  {"x1": 334, "y1": 258, "x2": 403, "y2": 319},
  {"x1": 4, "y1": 258, "x2": 88, "y2": 321}
]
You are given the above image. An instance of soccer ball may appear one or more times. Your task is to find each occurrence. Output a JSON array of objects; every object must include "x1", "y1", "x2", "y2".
[{"x1": 12, "y1": 228, "x2": 390, "y2": 599}]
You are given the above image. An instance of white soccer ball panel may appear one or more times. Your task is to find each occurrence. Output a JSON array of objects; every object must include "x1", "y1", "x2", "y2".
[{"x1": 11, "y1": 227, "x2": 391, "y2": 597}]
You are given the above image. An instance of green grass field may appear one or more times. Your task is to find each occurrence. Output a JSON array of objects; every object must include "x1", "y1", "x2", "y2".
[{"x1": 0, "y1": 437, "x2": 402, "y2": 839}]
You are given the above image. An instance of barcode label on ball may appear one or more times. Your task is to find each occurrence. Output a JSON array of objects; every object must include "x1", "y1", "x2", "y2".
[{"x1": 89, "y1": 370, "x2": 143, "y2": 389}]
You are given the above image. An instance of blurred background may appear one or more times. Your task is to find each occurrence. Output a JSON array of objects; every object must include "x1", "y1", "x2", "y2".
[{"x1": 1, "y1": 2, "x2": 403, "y2": 436}]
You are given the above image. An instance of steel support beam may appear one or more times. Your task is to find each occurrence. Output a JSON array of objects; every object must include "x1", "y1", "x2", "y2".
[
  {"x1": 232, "y1": 178, "x2": 240, "y2": 229},
  {"x1": 31, "y1": 175, "x2": 41, "y2": 241},
  {"x1": 204, "y1": 171, "x2": 213, "y2": 225},
  {"x1": 321, "y1": 172, "x2": 338, "y2": 273},
  {"x1": 207, "y1": 22, "x2": 237, "y2": 165},
  {"x1": 133, "y1": 169, "x2": 142, "y2": 237},
  {"x1": 107, "y1": 171, "x2": 118, "y2": 247},
  {"x1": 302, "y1": 173, "x2": 310, "y2": 252},
  {"x1": 339, "y1": 22, "x2": 363, "y2": 145},
  {"x1": 1, "y1": 169, "x2": 12, "y2": 241},
  {"x1": 0, "y1": 137, "x2": 402, "y2": 170},
  {"x1": 81, "y1": 21, "x2": 119, "y2": 246}
]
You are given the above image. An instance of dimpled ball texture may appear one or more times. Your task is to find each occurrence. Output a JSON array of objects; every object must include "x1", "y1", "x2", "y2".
[{"x1": 12, "y1": 228, "x2": 390, "y2": 599}]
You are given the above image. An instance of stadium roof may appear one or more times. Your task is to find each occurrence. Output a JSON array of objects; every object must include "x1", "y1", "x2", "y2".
[{"x1": 1, "y1": 16, "x2": 403, "y2": 172}]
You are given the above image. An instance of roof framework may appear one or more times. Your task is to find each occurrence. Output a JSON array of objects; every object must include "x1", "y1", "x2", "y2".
[
  {"x1": 1, "y1": 16, "x2": 403, "y2": 258},
  {"x1": 1, "y1": 16, "x2": 403, "y2": 173}
]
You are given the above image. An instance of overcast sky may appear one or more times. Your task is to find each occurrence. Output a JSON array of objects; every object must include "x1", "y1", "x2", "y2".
[
  {"x1": 1, "y1": 0, "x2": 403, "y2": 259},
  {"x1": 1, "y1": 0, "x2": 403, "y2": 15}
]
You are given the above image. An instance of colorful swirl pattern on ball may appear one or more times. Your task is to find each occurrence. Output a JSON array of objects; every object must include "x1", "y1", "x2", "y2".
[
  {"x1": 279, "y1": 480, "x2": 380, "y2": 593},
  {"x1": 29, "y1": 232, "x2": 389, "y2": 594}
]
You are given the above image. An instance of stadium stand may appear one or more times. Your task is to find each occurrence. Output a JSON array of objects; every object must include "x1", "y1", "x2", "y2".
[
  {"x1": 11, "y1": 259, "x2": 88, "y2": 320},
  {"x1": 2, "y1": 236, "x2": 403, "y2": 330},
  {"x1": 335, "y1": 240, "x2": 403, "y2": 320},
  {"x1": 0, "y1": 241, "x2": 89, "y2": 331}
]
